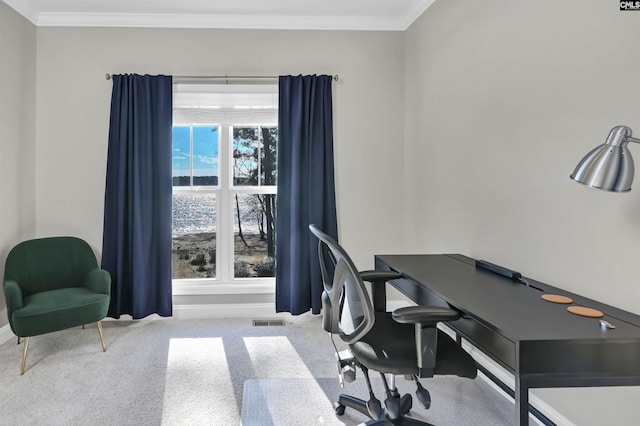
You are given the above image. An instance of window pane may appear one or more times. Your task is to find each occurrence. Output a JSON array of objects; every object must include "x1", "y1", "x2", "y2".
[
  {"x1": 192, "y1": 126, "x2": 219, "y2": 186},
  {"x1": 233, "y1": 126, "x2": 259, "y2": 186},
  {"x1": 172, "y1": 192, "x2": 216, "y2": 279},
  {"x1": 232, "y1": 126, "x2": 277, "y2": 186},
  {"x1": 262, "y1": 126, "x2": 277, "y2": 186},
  {"x1": 233, "y1": 193, "x2": 277, "y2": 278},
  {"x1": 172, "y1": 126, "x2": 191, "y2": 186}
]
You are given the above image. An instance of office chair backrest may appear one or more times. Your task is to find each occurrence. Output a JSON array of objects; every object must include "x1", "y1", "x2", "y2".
[{"x1": 309, "y1": 224, "x2": 375, "y2": 345}]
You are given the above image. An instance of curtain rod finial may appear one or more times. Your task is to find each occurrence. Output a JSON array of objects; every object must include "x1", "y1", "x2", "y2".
[{"x1": 106, "y1": 73, "x2": 112, "y2": 80}]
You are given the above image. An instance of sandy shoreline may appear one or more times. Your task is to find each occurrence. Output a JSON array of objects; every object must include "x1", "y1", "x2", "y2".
[{"x1": 172, "y1": 232, "x2": 272, "y2": 279}]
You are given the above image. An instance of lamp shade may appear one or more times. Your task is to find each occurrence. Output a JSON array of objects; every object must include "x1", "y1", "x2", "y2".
[{"x1": 570, "y1": 126, "x2": 635, "y2": 192}]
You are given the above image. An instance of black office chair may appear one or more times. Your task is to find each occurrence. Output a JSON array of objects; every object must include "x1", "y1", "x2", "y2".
[{"x1": 309, "y1": 224, "x2": 477, "y2": 425}]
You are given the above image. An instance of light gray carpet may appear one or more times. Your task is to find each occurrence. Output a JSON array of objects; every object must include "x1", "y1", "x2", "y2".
[{"x1": 0, "y1": 314, "x2": 515, "y2": 425}]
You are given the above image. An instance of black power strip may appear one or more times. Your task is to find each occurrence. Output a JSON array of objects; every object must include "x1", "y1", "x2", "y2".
[{"x1": 475, "y1": 259, "x2": 522, "y2": 281}]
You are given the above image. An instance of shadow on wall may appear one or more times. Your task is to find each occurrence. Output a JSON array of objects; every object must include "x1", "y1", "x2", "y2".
[
  {"x1": 0, "y1": 233, "x2": 35, "y2": 327},
  {"x1": 0, "y1": 249, "x2": 7, "y2": 321}
]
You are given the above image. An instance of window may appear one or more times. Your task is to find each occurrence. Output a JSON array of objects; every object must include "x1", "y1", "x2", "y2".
[
  {"x1": 231, "y1": 125, "x2": 277, "y2": 278},
  {"x1": 172, "y1": 125, "x2": 219, "y2": 279},
  {"x1": 171, "y1": 85, "x2": 277, "y2": 284}
]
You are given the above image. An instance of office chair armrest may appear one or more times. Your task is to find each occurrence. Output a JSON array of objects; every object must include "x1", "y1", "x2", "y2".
[
  {"x1": 393, "y1": 306, "x2": 461, "y2": 373},
  {"x1": 360, "y1": 271, "x2": 402, "y2": 312},
  {"x1": 392, "y1": 306, "x2": 460, "y2": 327}
]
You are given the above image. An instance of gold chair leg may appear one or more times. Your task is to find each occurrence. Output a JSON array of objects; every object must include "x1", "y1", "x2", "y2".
[
  {"x1": 17, "y1": 336, "x2": 21, "y2": 345},
  {"x1": 20, "y1": 336, "x2": 30, "y2": 375},
  {"x1": 97, "y1": 321, "x2": 106, "y2": 352}
]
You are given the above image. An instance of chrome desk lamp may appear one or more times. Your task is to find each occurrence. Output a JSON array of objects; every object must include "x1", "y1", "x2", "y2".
[{"x1": 571, "y1": 125, "x2": 640, "y2": 192}]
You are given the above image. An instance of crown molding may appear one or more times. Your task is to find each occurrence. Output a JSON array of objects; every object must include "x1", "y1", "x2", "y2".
[
  {"x1": 400, "y1": 0, "x2": 436, "y2": 30},
  {"x1": 3, "y1": 0, "x2": 38, "y2": 25},
  {"x1": 3, "y1": 0, "x2": 437, "y2": 31},
  {"x1": 35, "y1": 12, "x2": 413, "y2": 31}
]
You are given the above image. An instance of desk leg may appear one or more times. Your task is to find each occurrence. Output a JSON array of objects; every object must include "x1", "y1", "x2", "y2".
[{"x1": 515, "y1": 375, "x2": 529, "y2": 425}]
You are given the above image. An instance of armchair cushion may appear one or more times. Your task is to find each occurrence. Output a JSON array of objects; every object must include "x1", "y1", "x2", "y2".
[{"x1": 12, "y1": 288, "x2": 109, "y2": 337}]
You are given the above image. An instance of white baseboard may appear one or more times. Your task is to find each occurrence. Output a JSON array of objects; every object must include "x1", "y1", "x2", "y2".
[
  {"x1": 101, "y1": 303, "x2": 280, "y2": 321},
  {"x1": 0, "y1": 323, "x2": 15, "y2": 345},
  {"x1": 110, "y1": 301, "x2": 409, "y2": 321},
  {"x1": 172, "y1": 303, "x2": 281, "y2": 320}
]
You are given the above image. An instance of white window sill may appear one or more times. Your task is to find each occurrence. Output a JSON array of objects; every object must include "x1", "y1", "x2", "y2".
[{"x1": 172, "y1": 278, "x2": 275, "y2": 295}]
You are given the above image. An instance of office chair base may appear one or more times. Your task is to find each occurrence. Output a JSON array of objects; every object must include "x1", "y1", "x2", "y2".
[
  {"x1": 335, "y1": 394, "x2": 371, "y2": 418},
  {"x1": 334, "y1": 393, "x2": 433, "y2": 426},
  {"x1": 365, "y1": 417, "x2": 433, "y2": 426}
]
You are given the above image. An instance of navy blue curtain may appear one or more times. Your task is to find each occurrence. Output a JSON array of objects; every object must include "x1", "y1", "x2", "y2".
[
  {"x1": 102, "y1": 74, "x2": 173, "y2": 319},
  {"x1": 276, "y1": 75, "x2": 338, "y2": 315}
]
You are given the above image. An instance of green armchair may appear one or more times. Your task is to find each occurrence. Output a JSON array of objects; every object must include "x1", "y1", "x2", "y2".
[{"x1": 3, "y1": 236, "x2": 111, "y2": 374}]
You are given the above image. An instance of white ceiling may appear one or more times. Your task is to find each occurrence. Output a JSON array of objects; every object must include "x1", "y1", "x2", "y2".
[{"x1": 3, "y1": 0, "x2": 436, "y2": 31}]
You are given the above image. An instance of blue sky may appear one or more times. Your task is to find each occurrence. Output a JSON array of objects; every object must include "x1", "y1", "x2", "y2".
[{"x1": 172, "y1": 126, "x2": 219, "y2": 177}]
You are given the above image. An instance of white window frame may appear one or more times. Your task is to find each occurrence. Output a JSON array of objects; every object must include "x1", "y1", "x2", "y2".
[{"x1": 171, "y1": 84, "x2": 278, "y2": 296}]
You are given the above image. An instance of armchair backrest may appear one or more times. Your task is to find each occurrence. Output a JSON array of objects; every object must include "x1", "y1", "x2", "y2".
[
  {"x1": 4, "y1": 237, "x2": 98, "y2": 297},
  {"x1": 309, "y1": 224, "x2": 375, "y2": 345}
]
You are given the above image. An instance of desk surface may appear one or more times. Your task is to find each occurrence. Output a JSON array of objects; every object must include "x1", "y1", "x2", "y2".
[
  {"x1": 376, "y1": 255, "x2": 640, "y2": 376},
  {"x1": 376, "y1": 253, "x2": 640, "y2": 425},
  {"x1": 378, "y1": 254, "x2": 640, "y2": 344}
]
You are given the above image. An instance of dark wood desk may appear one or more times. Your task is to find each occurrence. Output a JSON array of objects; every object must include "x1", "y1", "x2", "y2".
[{"x1": 375, "y1": 254, "x2": 640, "y2": 426}]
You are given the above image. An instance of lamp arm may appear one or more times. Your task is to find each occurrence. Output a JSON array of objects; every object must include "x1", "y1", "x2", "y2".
[{"x1": 627, "y1": 136, "x2": 640, "y2": 144}]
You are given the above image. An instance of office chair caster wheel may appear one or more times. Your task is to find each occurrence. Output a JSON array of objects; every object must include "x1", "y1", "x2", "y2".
[
  {"x1": 367, "y1": 395, "x2": 383, "y2": 419},
  {"x1": 400, "y1": 393, "x2": 413, "y2": 416},
  {"x1": 333, "y1": 402, "x2": 346, "y2": 416},
  {"x1": 385, "y1": 394, "x2": 412, "y2": 419},
  {"x1": 416, "y1": 382, "x2": 431, "y2": 410}
]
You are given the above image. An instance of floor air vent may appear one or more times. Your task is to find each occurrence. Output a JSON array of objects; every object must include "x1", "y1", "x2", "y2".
[{"x1": 252, "y1": 319, "x2": 285, "y2": 327}]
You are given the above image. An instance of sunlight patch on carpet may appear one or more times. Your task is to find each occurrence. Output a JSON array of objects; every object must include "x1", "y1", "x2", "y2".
[
  {"x1": 243, "y1": 336, "x2": 314, "y2": 378},
  {"x1": 161, "y1": 338, "x2": 235, "y2": 425},
  {"x1": 241, "y1": 378, "x2": 343, "y2": 426}
]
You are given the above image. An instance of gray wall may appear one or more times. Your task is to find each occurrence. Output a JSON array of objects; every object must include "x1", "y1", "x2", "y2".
[
  {"x1": 0, "y1": 2, "x2": 36, "y2": 329},
  {"x1": 34, "y1": 27, "x2": 406, "y2": 269},
  {"x1": 404, "y1": 0, "x2": 640, "y2": 424},
  {"x1": 7, "y1": 1, "x2": 640, "y2": 422}
]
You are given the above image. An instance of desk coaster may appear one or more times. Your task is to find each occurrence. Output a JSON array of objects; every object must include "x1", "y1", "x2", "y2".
[
  {"x1": 541, "y1": 294, "x2": 573, "y2": 304},
  {"x1": 567, "y1": 306, "x2": 604, "y2": 318}
]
